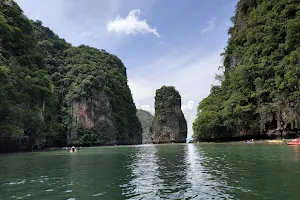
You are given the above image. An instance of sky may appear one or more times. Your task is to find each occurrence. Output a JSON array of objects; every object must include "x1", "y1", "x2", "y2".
[{"x1": 15, "y1": 0, "x2": 239, "y2": 139}]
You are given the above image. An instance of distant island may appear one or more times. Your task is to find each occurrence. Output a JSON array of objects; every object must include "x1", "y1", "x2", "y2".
[{"x1": 136, "y1": 109, "x2": 153, "y2": 144}]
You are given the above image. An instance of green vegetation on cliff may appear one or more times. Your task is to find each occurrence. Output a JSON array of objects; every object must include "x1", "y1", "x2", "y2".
[
  {"x1": 0, "y1": 1, "x2": 56, "y2": 151},
  {"x1": 0, "y1": 0, "x2": 141, "y2": 151},
  {"x1": 34, "y1": 21, "x2": 142, "y2": 145},
  {"x1": 64, "y1": 46, "x2": 141, "y2": 145},
  {"x1": 33, "y1": 18, "x2": 142, "y2": 146},
  {"x1": 193, "y1": 0, "x2": 300, "y2": 141},
  {"x1": 154, "y1": 86, "x2": 182, "y2": 123},
  {"x1": 151, "y1": 86, "x2": 187, "y2": 143},
  {"x1": 31, "y1": 20, "x2": 71, "y2": 146}
]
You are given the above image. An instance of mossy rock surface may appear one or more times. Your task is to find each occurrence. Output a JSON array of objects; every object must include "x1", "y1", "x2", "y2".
[{"x1": 150, "y1": 86, "x2": 187, "y2": 143}]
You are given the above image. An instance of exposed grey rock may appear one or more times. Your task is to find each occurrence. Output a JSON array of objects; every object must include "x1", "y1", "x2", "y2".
[
  {"x1": 136, "y1": 109, "x2": 154, "y2": 144},
  {"x1": 70, "y1": 90, "x2": 118, "y2": 145},
  {"x1": 150, "y1": 86, "x2": 187, "y2": 144}
]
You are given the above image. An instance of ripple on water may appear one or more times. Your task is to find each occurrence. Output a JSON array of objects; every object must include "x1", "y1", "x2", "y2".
[
  {"x1": 6, "y1": 179, "x2": 26, "y2": 185},
  {"x1": 6, "y1": 144, "x2": 297, "y2": 199},
  {"x1": 92, "y1": 193, "x2": 102, "y2": 196}
]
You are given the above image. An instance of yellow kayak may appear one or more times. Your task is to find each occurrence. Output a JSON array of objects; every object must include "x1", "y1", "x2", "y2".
[{"x1": 267, "y1": 140, "x2": 285, "y2": 143}]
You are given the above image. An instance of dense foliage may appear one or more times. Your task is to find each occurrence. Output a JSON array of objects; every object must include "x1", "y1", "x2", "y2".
[
  {"x1": 0, "y1": 0, "x2": 142, "y2": 151},
  {"x1": 33, "y1": 19, "x2": 141, "y2": 146},
  {"x1": 32, "y1": 20, "x2": 71, "y2": 146},
  {"x1": 193, "y1": 0, "x2": 300, "y2": 141},
  {"x1": 0, "y1": 0, "x2": 55, "y2": 151}
]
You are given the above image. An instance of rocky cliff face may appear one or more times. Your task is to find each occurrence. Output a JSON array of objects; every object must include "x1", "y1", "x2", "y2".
[
  {"x1": 32, "y1": 20, "x2": 142, "y2": 146},
  {"x1": 63, "y1": 46, "x2": 142, "y2": 146},
  {"x1": 70, "y1": 90, "x2": 117, "y2": 145},
  {"x1": 136, "y1": 109, "x2": 154, "y2": 144},
  {"x1": 150, "y1": 86, "x2": 187, "y2": 143}
]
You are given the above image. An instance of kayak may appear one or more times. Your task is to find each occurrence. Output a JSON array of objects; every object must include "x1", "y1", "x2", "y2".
[
  {"x1": 244, "y1": 139, "x2": 254, "y2": 143},
  {"x1": 287, "y1": 142, "x2": 300, "y2": 145},
  {"x1": 67, "y1": 146, "x2": 78, "y2": 152},
  {"x1": 267, "y1": 140, "x2": 285, "y2": 143}
]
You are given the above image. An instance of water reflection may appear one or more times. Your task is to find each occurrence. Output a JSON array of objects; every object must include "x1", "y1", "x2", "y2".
[
  {"x1": 155, "y1": 144, "x2": 189, "y2": 199},
  {"x1": 121, "y1": 145, "x2": 162, "y2": 199},
  {"x1": 123, "y1": 144, "x2": 234, "y2": 199},
  {"x1": 292, "y1": 145, "x2": 299, "y2": 161},
  {"x1": 185, "y1": 144, "x2": 234, "y2": 199},
  {"x1": 3, "y1": 144, "x2": 299, "y2": 199}
]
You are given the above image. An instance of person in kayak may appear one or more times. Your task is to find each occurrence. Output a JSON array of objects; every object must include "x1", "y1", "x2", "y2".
[
  {"x1": 71, "y1": 146, "x2": 76, "y2": 152},
  {"x1": 292, "y1": 139, "x2": 298, "y2": 142},
  {"x1": 66, "y1": 146, "x2": 77, "y2": 152}
]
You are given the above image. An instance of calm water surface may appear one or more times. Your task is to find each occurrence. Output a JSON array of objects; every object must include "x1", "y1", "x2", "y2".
[{"x1": 1, "y1": 143, "x2": 300, "y2": 199}]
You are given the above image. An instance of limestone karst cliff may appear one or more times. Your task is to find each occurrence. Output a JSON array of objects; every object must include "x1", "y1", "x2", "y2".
[
  {"x1": 150, "y1": 86, "x2": 187, "y2": 143},
  {"x1": 0, "y1": 1, "x2": 142, "y2": 152},
  {"x1": 193, "y1": 0, "x2": 300, "y2": 141},
  {"x1": 34, "y1": 26, "x2": 143, "y2": 146}
]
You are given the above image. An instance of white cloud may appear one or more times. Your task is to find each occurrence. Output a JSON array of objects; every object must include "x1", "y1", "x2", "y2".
[
  {"x1": 158, "y1": 41, "x2": 176, "y2": 49},
  {"x1": 135, "y1": 103, "x2": 141, "y2": 109},
  {"x1": 79, "y1": 31, "x2": 100, "y2": 39},
  {"x1": 202, "y1": 18, "x2": 215, "y2": 33},
  {"x1": 181, "y1": 100, "x2": 194, "y2": 114},
  {"x1": 191, "y1": 116, "x2": 197, "y2": 121},
  {"x1": 187, "y1": 100, "x2": 194, "y2": 110},
  {"x1": 141, "y1": 105, "x2": 155, "y2": 114},
  {"x1": 79, "y1": 32, "x2": 93, "y2": 37},
  {"x1": 107, "y1": 9, "x2": 160, "y2": 37},
  {"x1": 181, "y1": 105, "x2": 188, "y2": 113}
]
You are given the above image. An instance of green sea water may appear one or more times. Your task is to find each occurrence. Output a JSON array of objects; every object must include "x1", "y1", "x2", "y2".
[{"x1": 1, "y1": 143, "x2": 300, "y2": 199}]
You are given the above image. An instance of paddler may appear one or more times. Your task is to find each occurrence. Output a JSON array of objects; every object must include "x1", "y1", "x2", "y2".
[
  {"x1": 292, "y1": 138, "x2": 298, "y2": 142},
  {"x1": 71, "y1": 146, "x2": 76, "y2": 152}
]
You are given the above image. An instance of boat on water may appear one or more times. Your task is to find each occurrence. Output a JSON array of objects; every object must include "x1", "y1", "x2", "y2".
[
  {"x1": 67, "y1": 146, "x2": 77, "y2": 153},
  {"x1": 267, "y1": 139, "x2": 285, "y2": 144},
  {"x1": 244, "y1": 139, "x2": 254, "y2": 143},
  {"x1": 287, "y1": 139, "x2": 300, "y2": 145}
]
